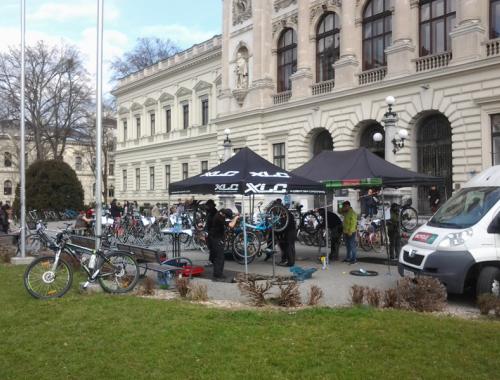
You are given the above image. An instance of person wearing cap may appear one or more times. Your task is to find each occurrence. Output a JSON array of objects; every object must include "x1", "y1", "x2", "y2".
[
  {"x1": 209, "y1": 208, "x2": 239, "y2": 280},
  {"x1": 341, "y1": 201, "x2": 358, "y2": 264}
]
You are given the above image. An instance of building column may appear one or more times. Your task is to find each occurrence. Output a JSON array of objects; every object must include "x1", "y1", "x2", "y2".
[
  {"x1": 385, "y1": 0, "x2": 416, "y2": 78},
  {"x1": 290, "y1": 0, "x2": 313, "y2": 99},
  {"x1": 333, "y1": 1, "x2": 360, "y2": 90},
  {"x1": 450, "y1": 0, "x2": 487, "y2": 64},
  {"x1": 218, "y1": 0, "x2": 232, "y2": 114}
]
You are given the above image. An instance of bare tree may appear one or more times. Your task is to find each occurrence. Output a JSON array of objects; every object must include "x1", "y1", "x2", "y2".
[
  {"x1": 0, "y1": 41, "x2": 93, "y2": 160},
  {"x1": 110, "y1": 37, "x2": 180, "y2": 81}
]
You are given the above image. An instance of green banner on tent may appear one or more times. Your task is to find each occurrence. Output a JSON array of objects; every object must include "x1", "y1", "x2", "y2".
[{"x1": 324, "y1": 177, "x2": 383, "y2": 188}]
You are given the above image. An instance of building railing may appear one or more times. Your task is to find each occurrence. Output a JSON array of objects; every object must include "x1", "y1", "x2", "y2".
[
  {"x1": 358, "y1": 67, "x2": 387, "y2": 85},
  {"x1": 415, "y1": 51, "x2": 452, "y2": 72},
  {"x1": 312, "y1": 79, "x2": 335, "y2": 96},
  {"x1": 485, "y1": 38, "x2": 500, "y2": 57},
  {"x1": 272, "y1": 90, "x2": 292, "y2": 105}
]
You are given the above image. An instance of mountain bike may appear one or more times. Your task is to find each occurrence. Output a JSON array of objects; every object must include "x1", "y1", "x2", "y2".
[{"x1": 23, "y1": 227, "x2": 140, "y2": 299}]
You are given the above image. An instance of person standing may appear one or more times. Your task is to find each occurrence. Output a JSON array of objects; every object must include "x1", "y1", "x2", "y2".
[
  {"x1": 204, "y1": 199, "x2": 217, "y2": 264},
  {"x1": 208, "y1": 208, "x2": 239, "y2": 280},
  {"x1": 151, "y1": 203, "x2": 161, "y2": 218},
  {"x1": 341, "y1": 201, "x2": 358, "y2": 264},
  {"x1": 386, "y1": 203, "x2": 401, "y2": 260},
  {"x1": 0, "y1": 203, "x2": 10, "y2": 233},
  {"x1": 316, "y1": 207, "x2": 343, "y2": 261},
  {"x1": 110, "y1": 199, "x2": 121, "y2": 220},
  {"x1": 277, "y1": 207, "x2": 296, "y2": 267},
  {"x1": 428, "y1": 186, "x2": 441, "y2": 214}
]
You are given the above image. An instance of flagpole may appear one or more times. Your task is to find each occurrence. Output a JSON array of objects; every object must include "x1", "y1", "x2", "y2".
[
  {"x1": 19, "y1": 0, "x2": 26, "y2": 258},
  {"x1": 95, "y1": 0, "x2": 104, "y2": 248}
]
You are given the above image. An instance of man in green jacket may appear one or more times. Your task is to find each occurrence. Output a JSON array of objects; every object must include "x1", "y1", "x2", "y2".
[{"x1": 341, "y1": 201, "x2": 358, "y2": 264}]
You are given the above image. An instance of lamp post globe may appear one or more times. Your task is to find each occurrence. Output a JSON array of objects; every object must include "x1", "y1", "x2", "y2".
[
  {"x1": 398, "y1": 128, "x2": 408, "y2": 139},
  {"x1": 373, "y1": 132, "x2": 383, "y2": 142},
  {"x1": 385, "y1": 95, "x2": 395, "y2": 106}
]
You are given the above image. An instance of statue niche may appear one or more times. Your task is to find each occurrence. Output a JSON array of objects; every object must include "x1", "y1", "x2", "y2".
[{"x1": 235, "y1": 47, "x2": 249, "y2": 89}]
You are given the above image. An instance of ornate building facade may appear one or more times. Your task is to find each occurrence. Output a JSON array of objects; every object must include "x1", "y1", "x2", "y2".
[{"x1": 113, "y1": 0, "x2": 500, "y2": 211}]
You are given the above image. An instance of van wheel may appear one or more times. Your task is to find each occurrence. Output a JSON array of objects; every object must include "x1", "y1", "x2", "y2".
[{"x1": 476, "y1": 266, "x2": 500, "y2": 298}]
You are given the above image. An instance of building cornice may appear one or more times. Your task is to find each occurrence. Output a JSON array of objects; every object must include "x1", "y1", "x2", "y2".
[{"x1": 214, "y1": 56, "x2": 500, "y2": 123}]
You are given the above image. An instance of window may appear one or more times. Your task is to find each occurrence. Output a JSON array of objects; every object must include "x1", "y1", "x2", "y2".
[
  {"x1": 135, "y1": 168, "x2": 140, "y2": 191},
  {"x1": 419, "y1": 0, "x2": 456, "y2": 56},
  {"x1": 273, "y1": 143, "x2": 286, "y2": 169},
  {"x1": 316, "y1": 12, "x2": 340, "y2": 82},
  {"x1": 183, "y1": 104, "x2": 189, "y2": 129},
  {"x1": 166, "y1": 108, "x2": 172, "y2": 133},
  {"x1": 149, "y1": 167, "x2": 155, "y2": 190},
  {"x1": 108, "y1": 186, "x2": 115, "y2": 198},
  {"x1": 492, "y1": 0, "x2": 500, "y2": 38},
  {"x1": 123, "y1": 120, "x2": 128, "y2": 141},
  {"x1": 109, "y1": 163, "x2": 114, "y2": 176},
  {"x1": 182, "y1": 163, "x2": 189, "y2": 180},
  {"x1": 165, "y1": 164, "x2": 171, "y2": 189},
  {"x1": 136, "y1": 117, "x2": 141, "y2": 138},
  {"x1": 150, "y1": 113, "x2": 155, "y2": 135},
  {"x1": 75, "y1": 156, "x2": 82, "y2": 171},
  {"x1": 201, "y1": 160, "x2": 208, "y2": 173},
  {"x1": 4, "y1": 152, "x2": 12, "y2": 167},
  {"x1": 201, "y1": 98, "x2": 209, "y2": 126},
  {"x1": 123, "y1": 170, "x2": 127, "y2": 191},
  {"x1": 277, "y1": 28, "x2": 297, "y2": 92},
  {"x1": 4, "y1": 180, "x2": 12, "y2": 196},
  {"x1": 492, "y1": 114, "x2": 500, "y2": 165},
  {"x1": 362, "y1": 0, "x2": 393, "y2": 70}
]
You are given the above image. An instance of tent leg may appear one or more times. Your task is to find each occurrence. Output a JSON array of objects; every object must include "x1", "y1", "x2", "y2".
[
  {"x1": 242, "y1": 195, "x2": 248, "y2": 275},
  {"x1": 381, "y1": 189, "x2": 391, "y2": 275},
  {"x1": 272, "y1": 227, "x2": 276, "y2": 279},
  {"x1": 324, "y1": 193, "x2": 329, "y2": 267}
]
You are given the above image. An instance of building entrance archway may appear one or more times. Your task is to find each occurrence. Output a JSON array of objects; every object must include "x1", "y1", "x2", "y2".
[
  {"x1": 312, "y1": 129, "x2": 333, "y2": 156},
  {"x1": 417, "y1": 113, "x2": 452, "y2": 213},
  {"x1": 359, "y1": 122, "x2": 385, "y2": 159}
]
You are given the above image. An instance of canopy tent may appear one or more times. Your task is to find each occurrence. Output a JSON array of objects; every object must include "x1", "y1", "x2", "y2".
[
  {"x1": 169, "y1": 147, "x2": 324, "y2": 275},
  {"x1": 292, "y1": 147, "x2": 444, "y2": 188},
  {"x1": 169, "y1": 147, "x2": 324, "y2": 195}
]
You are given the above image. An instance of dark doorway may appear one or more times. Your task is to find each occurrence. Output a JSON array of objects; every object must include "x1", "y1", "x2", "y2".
[
  {"x1": 417, "y1": 114, "x2": 452, "y2": 214},
  {"x1": 313, "y1": 129, "x2": 334, "y2": 156}
]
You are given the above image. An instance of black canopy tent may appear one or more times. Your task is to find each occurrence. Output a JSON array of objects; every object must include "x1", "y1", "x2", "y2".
[
  {"x1": 169, "y1": 147, "x2": 324, "y2": 274},
  {"x1": 292, "y1": 147, "x2": 444, "y2": 188},
  {"x1": 292, "y1": 148, "x2": 444, "y2": 271}
]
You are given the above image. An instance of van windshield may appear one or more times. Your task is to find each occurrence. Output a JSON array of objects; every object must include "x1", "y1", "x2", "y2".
[{"x1": 428, "y1": 187, "x2": 500, "y2": 229}]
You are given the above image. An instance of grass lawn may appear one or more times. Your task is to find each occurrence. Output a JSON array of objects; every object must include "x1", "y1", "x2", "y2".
[{"x1": 1, "y1": 264, "x2": 500, "y2": 379}]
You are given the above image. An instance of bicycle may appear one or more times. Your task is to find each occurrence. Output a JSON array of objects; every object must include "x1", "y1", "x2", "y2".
[{"x1": 23, "y1": 226, "x2": 140, "y2": 299}]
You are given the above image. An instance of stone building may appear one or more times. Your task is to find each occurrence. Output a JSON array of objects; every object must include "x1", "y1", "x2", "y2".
[{"x1": 113, "y1": 0, "x2": 500, "y2": 212}]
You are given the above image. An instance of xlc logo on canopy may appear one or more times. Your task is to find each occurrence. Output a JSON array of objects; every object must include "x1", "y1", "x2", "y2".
[
  {"x1": 250, "y1": 171, "x2": 290, "y2": 178},
  {"x1": 202, "y1": 171, "x2": 239, "y2": 177},
  {"x1": 245, "y1": 183, "x2": 288, "y2": 194},
  {"x1": 215, "y1": 184, "x2": 239, "y2": 192}
]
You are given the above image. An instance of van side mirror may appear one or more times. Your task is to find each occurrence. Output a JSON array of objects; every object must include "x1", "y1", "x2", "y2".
[{"x1": 487, "y1": 212, "x2": 500, "y2": 234}]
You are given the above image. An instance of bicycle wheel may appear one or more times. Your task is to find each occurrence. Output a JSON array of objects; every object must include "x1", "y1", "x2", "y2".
[
  {"x1": 400, "y1": 207, "x2": 418, "y2": 232},
  {"x1": 370, "y1": 231, "x2": 383, "y2": 253},
  {"x1": 98, "y1": 251, "x2": 139, "y2": 293},
  {"x1": 24, "y1": 256, "x2": 73, "y2": 299},
  {"x1": 16, "y1": 233, "x2": 43, "y2": 256},
  {"x1": 268, "y1": 204, "x2": 289, "y2": 232},
  {"x1": 301, "y1": 211, "x2": 320, "y2": 235},
  {"x1": 359, "y1": 231, "x2": 372, "y2": 252},
  {"x1": 232, "y1": 231, "x2": 259, "y2": 262}
]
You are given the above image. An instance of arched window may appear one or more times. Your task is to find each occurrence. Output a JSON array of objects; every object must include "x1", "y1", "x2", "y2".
[
  {"x1": 75, "y1": 156, "x2": 82, "y2": 171},
  {"x1": 313, "y1": 129, "x2": 334, "y2": 156},
  {"x1": 277, "y1": 28, "x2": 297, "y2": 92},
  {"x1": 362, "y1": 0, "x2": 393, "y2": 70},
  {"x1": 360, "y1": 123, "x2": 385, "y2": 159},
  {"x1": 4, "y1": 152, "x2": 12, "y2": 167},
  {"x1": 4, "y1": 180, "x2": 12, "y2": 196},
  {"x1": 492, "y1": 0, "x2": 500, "y2": 39},
  {"x1": 316, "y1": 12, "x2": 340, "y2": 83},
  {"x1": 419, "y1": 0, "x2": 456, "y2": 56}
]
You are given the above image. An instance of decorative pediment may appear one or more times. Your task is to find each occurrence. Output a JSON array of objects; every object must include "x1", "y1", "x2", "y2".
[
  {"x1": 159, "y1": 92, "x2": 174, "y2": 102},
  {"x1": 310, "y1": 0, "x2": 342, "y2": 22},
  {"x1": 144, "y1": 97, "x2": 157, "y2": 107},
  {"x1": 272, "y1": 13, "x2": 298, "y2": 40},
  {"x1": 193, "y1": 80, "x2": 213, "y2": 92},
  {"x1": 274, "y1": 0, "x2": 297, "y2": 12},
  {"x1": 117, "y1": 105, "x2": 129, "y2": 115},
  {"x1": 175, "y1": 86, "x2": 193, "y2": 98},
  {"x1": 130, "y1": 102, "x2": 142, "y2": 112}
]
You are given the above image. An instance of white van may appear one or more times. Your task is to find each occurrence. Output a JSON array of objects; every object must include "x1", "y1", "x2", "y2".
[{"x1": 398, "y1": 166, "x2": 500, "y2": 296}]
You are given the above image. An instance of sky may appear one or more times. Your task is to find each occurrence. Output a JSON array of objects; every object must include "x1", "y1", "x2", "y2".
[{"x1": 0, "y1": 0, "x2": 222, "y2": 94}]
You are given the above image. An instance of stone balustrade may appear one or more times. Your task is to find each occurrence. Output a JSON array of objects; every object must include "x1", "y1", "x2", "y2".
[
  {"x1": 272, "y1": 90, "x2": 292, "y2": 105},
  {"x1": 415, "y1": 51, "x2": 452, "y2": 72},
  {"x1": 312, "y1": 79, "x2": 335, "y2": 96},
  {"x1": 485, "y1": 38, "x2": 500, "y2": 57},
  {"x1": 358, "y1": 67, "x2": 387, "y2": 85}
]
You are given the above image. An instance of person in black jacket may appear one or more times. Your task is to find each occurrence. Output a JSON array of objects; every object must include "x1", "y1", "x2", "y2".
[
  {"x1": 316, "y1": 208, "x2": 343, "y2": 261},
  {"x1": 204, "y1": 199, "x2": 217, "y2": 264},
  {"x1": 208, "y1": 208, "x2": 239, "y2": 280},
  {"x1": 428, "y1": 186, "x2": 441, "y2": 213},
  {"x1": 276, "y1": 208, "x2": 296, "y2": 267}
]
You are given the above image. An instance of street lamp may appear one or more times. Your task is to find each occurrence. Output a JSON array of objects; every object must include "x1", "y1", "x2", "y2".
[
  {"x1": 373, "y1": 96, "x2": 409, "y2": 161},
  {"x1": 223, "y1": 128, "x2": 232, "y2": 161},
  {"x1": 224, "y1": 128, "x2": 231, "y2": 144}
]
